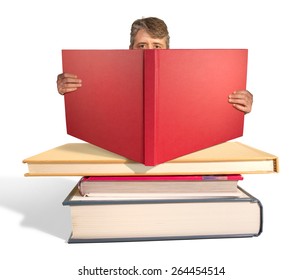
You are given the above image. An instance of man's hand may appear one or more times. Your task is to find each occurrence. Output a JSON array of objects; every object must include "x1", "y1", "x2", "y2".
[
  {"x1": 228, "y1": 90, "x2": 253, "y2": 114},
  {"x1": 57, "y1": 73, "x2": 82, "y2": 95}
]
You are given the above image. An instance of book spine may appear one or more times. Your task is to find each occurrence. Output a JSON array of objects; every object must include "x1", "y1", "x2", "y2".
[{"x1": 144, "y1": 50, "x2": 159, "y2": 166}]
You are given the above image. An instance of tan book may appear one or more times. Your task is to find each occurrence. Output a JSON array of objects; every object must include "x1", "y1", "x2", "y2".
[
  {"x1": 63, "y1": 185, "x2": 263, "y2": 243},
  {"x1": 23, "y1": 141, "x2": 279, "y2": 176}
]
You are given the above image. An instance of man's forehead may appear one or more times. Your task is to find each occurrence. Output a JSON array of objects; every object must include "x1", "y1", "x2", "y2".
[
  {"x1": 133, "y1": 29, "x2": 167, "y2": 47},
  {"x1": 134, "y1": 29, "x2": 162, "y2": 42}
]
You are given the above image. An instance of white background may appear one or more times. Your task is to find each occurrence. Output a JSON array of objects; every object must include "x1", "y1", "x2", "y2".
[{"x1": 1, "y1": 0, "x2": 302, "y2": 279}]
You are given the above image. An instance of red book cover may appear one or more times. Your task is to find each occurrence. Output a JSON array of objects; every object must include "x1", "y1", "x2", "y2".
[{"x1": 62, "y1": 49, "x2": 247, "y2": 166}]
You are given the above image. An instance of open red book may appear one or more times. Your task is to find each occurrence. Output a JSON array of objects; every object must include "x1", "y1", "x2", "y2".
[{"x1": 62, "y1": 49, "x2": 247, "y2": 166}]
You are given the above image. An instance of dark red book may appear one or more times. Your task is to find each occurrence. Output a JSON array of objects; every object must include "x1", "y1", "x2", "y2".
[{"x1": 62, "y1": 49, "x2": 247, "y2": 166}]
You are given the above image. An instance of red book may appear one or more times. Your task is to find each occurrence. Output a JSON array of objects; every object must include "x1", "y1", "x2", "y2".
[
  {"x1": 62, "y1": 49, "x2": 247, "y2": 166},
  {"x1": 78, "y1": 175, "x2": 244, "y2": 197},
  {"x1": 81, "y1": 175, "x2": 244, "y2": 182}
]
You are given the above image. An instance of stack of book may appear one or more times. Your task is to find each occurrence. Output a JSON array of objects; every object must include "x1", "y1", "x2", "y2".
[
  {"x1": 23, "y1": 141, "x2": 278, "y2": 243},
  {"x1": 23, "y1": 49, "x2": 278, "y2": 243}
]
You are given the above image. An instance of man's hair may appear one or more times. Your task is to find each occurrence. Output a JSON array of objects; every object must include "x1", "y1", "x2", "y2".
[{"x1": 129, "y1": 17, "x2": 170, "y2": 48}]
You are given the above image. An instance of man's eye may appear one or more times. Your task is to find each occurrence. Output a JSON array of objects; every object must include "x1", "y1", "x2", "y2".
[
  {"x1": 154, "y1": 45, "x2": 162, "y2": 49},
  {"x1": 139, "y1": 44, "x2": 146, "y2": 49}
]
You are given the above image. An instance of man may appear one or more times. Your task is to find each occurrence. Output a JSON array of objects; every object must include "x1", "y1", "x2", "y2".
[{"x1": 57, "y1": 17, "x2": 253, "y2": 113}]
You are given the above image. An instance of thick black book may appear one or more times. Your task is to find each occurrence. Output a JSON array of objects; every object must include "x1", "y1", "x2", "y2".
[{"x1": 63, "y1": 183, "x2": 262, "y2": 243}]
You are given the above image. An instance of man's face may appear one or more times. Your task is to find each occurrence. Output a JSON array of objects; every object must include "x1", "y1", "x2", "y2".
[{"x1": 131, "y1": 29, "x2": 167, "y2": 49}]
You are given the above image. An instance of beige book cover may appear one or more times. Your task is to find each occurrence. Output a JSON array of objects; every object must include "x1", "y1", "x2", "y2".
[{"x1": 23, "y1": 141, "x2": 279, "y2": 176}]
